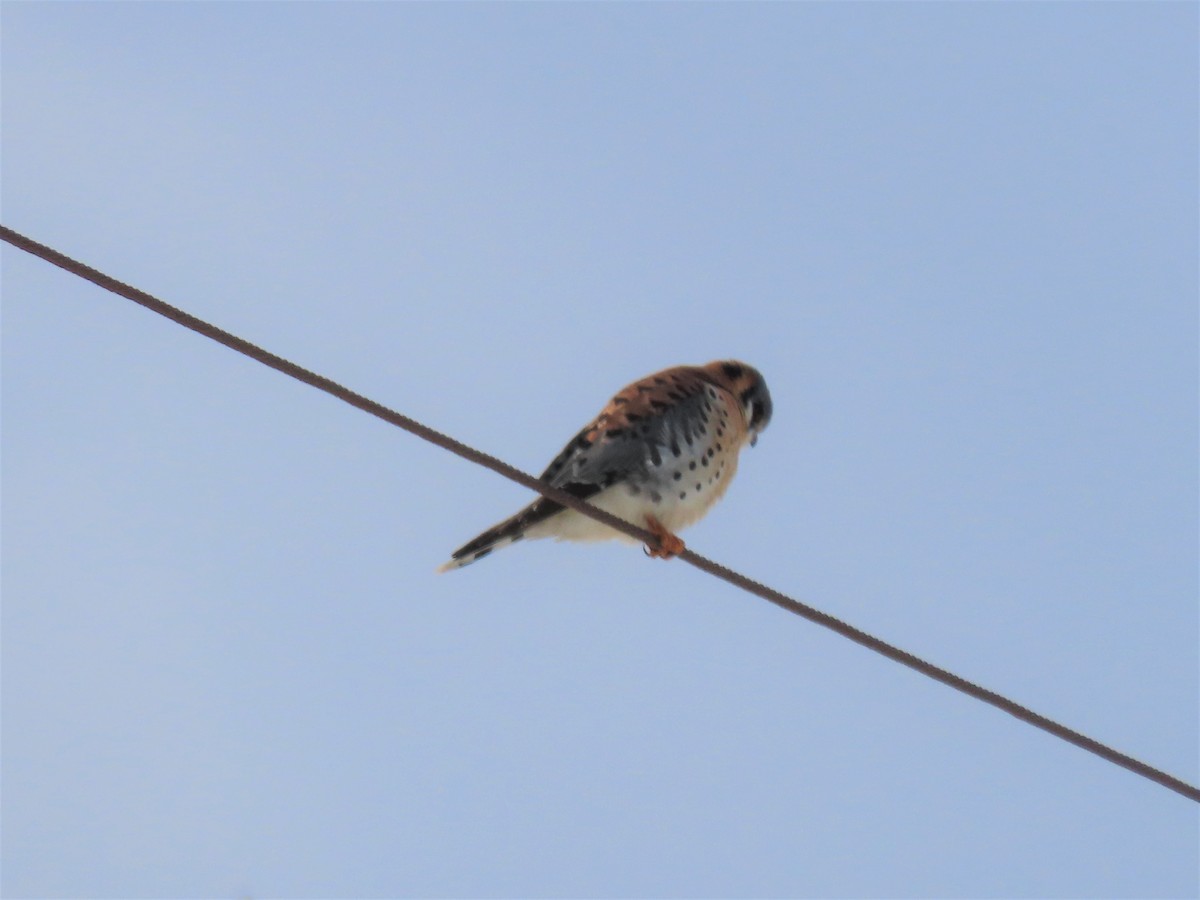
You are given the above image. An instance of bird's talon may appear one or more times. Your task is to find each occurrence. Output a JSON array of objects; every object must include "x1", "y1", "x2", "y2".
[{"x1": 644, "y1": 515, "x2": 685, "y2": 560}]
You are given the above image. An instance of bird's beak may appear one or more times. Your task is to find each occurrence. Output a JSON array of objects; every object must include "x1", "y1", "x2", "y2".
[{"x1": 749, "y1": 433, "x2": 758, "y2": 448}]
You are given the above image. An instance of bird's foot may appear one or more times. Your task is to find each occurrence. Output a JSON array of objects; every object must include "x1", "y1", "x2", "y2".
[{"x1": 643, "y1": 515, "x2": 685, "y2": 560}]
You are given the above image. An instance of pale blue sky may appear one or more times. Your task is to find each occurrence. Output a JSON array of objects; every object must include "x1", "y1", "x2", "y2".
[{"x1": 3, "y1": 3, "x2": 1197, "y2": 898}]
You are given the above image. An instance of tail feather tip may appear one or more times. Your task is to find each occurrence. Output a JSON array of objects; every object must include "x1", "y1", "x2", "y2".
[
  {"x1": 437, "y1": 527, "x2": 523, "y2": 574},
  {"x1": 435, "y1": 545, "x2": 496, "y2": 574}
]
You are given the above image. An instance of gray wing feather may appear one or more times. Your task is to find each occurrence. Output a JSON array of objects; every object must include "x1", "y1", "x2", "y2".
[{"x1": 542, "y1": 389, "x2": 712, "y2": 491}]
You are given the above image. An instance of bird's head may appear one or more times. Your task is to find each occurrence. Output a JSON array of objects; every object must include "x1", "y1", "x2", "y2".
[{"x1": 704, "y1": 360, "x2": 773, "y2": 447}]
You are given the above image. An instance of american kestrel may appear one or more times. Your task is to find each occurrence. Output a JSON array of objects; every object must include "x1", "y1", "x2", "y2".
[{"x1": 438, "y1": 360, "x2": 772, "y2": 571}]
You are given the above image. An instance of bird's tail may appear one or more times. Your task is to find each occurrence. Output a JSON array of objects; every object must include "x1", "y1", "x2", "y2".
[{"x1": 437, "y1": 498, "x2": 557, "y2": 572}]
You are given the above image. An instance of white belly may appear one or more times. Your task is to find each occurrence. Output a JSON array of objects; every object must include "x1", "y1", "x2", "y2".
[{"x1": 527, "y1": 441, "x2": 742, "y2": 544}]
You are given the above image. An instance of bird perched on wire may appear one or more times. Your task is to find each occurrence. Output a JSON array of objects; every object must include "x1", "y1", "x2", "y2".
[{"x1": 438, "y1": 360, "x2": 772, "y2": 571}]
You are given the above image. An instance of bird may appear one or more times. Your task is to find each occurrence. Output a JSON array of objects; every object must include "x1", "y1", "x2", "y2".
[{"x1": 438, "y1": 360, "x2": 772, "y2": 572}]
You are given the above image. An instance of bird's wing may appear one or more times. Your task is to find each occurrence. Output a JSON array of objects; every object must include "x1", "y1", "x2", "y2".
[{"x1": 538, "y1": 365, "x2": 727, "y2": 490}]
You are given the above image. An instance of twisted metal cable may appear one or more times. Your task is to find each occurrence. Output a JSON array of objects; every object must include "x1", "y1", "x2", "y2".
[{"x1": 4, "y1": 223, "x2": 1196, "y2": 804}]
